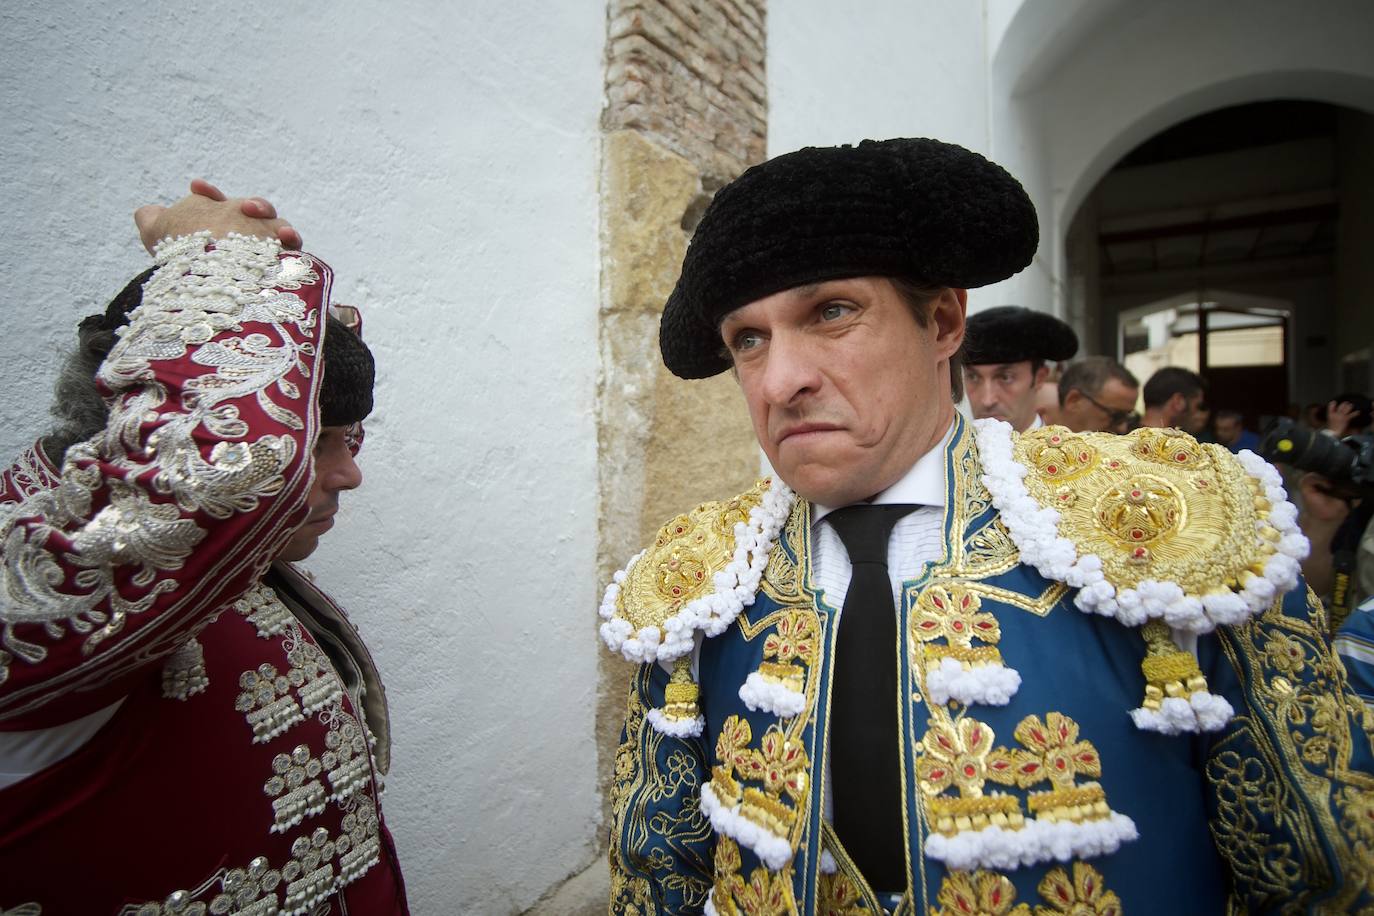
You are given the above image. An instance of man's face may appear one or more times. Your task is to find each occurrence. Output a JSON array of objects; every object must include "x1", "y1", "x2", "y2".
[
  {"x1": 1214, "y1": 415, "x2": 1241, "y2": 446},
  {"x1": 1061, "y1": 378, "x2": 1139, "y2": 433},
  {"x1": 1178, "y1": 392, "x2": 1209, "y2": 435},
  {"x1": 720, "y1": 277, "x2": 965, "y2": 507},
  {"x1": 278, "y1": 426, "x2": 363, "y2": 562},
  {"x1": 963, "y1": 361, "x2": 1045, "y2": 431}
]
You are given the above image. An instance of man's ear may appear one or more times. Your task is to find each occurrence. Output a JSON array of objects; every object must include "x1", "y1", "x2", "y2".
[
  {"x1": 1033, "y1": 364, "x2": 1050, "y2": 387},
  {"x1": 1168, "y1": 392, "x2": 1186, "y2": 418},
  {"x1": 931, "y1": 288, "x2": 967, "y2": 359}
]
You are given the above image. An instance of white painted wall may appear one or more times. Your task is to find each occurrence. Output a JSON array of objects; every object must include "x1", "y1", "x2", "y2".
[
  {"x1": 998, "y1": 0, "x2": 1374, "y2": 313},
  {"x1": 770, "y1": 0, "x2": 1374, "y2": 325},
  {"x1": 0, "y1": 2, "x2": 606, "y2": 913}
]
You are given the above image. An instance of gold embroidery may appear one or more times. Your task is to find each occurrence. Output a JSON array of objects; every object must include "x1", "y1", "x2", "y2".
[
  {"x1": 1211, "y1": 593, "x2": 1374, "y2": 911},
  {"x1": 1137, "y1": 619, "x2": 1207, "y2": 712},
  {"x1": 1013, "y1": 425, "x2": 1271, "y2": 601},
  {"x1": 916, "y1": 709, "x2": 1118, "y2": 840},
  {"x1": 817, "y1": 870, "x2": 867, "y2": 916},
  {"x1": 618, "y1": 482, "x2": 768, "y2": 632},
  {"x1": 711, "y1": 837, "x2": 797, "y2": 916},
  {"x1": 747, "y1": 610, "x2": 819, "y2": 695},
  {"x1": 1033, "y1": 863, "x2": 1122, "y2": 916},
  {"x1": 927, "y1": 863, "x2": 1121, "y2": 916},
  {"x1": 929, "y1": 870, "x2": 1025, "y2": 916},
  {"x1": 609, "y1": 666, "x2": 711, "y2": 913}
]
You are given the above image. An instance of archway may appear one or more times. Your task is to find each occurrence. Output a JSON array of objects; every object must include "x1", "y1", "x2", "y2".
[{"x1": 989, "y1": 0, "x2": 1374, "y2": 418}]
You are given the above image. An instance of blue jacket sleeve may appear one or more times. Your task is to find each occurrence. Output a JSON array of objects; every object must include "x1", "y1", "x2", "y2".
[
  {"x1": 609, "y1": 662, "x2": 714, "y2": 915},
  {"x1": 1203, "y1": 580, "x2": 1374, "y2": 913}
]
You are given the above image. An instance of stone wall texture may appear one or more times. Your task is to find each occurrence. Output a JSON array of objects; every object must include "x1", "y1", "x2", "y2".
[
  {"x1": 605, "y1": 0, "x2": 767, "y2": 188},
  {"x1": 586, "y1": 1, "x2": 769, "y2": 912}
]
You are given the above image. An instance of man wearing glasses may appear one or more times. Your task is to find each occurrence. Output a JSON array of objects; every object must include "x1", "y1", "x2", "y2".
[{"x1": 1055, "y1": 355, "x2": 1141, "y2": 433}]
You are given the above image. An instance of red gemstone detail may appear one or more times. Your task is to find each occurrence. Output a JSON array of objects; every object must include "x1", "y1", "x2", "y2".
[
  {"x1": 1176, "y1": 452, "x2": 1187, "y2": 461},
  {"x1": 932, "y1": 595, "x2": 944, "y2": 609},
  {"x1": 1047, "y1": 465, "x2": 1059, "y2": 474},
  {"x1": 1131, "y1": 529, "x2": 1144, "y2": 540},
  {"x1": 929, "y1": 768, "x2": 947, "y2": 780},
  {"x1": 964, "y1": 765, "x2": 976, "y2": 777},
  {"x1": 952, "y1": 621, "x2": 965, "y2": 631}
]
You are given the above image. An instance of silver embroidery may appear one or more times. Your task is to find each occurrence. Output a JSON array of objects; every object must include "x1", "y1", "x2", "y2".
[
  {"x1": 161, "y1": 635, "x2": 210, "y2": 700},
  {"x1": 237, "y1": 662, "x2": 306, "y2": 744},
  {"x1": 235, "y1": 586, "x2": 294, "y2": 638},
  {"x1": 0, "y1": 233, "x2": 318, "y2": 685}
]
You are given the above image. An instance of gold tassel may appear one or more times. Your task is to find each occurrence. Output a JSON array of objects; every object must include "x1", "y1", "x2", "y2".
[
  {"x1": 661, "y1": 655, "x2": 702, "y2": 723},
  {"x1": 1138, "y1": 620, "x2": 1208, "y2": 710}
]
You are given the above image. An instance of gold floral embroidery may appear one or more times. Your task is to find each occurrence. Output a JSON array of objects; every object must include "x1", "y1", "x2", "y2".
[
  {"x1": 1033, "y1": 863, "x2": 1121, "y2": 916},
  {"x1": 928, "y1": 863, "x2": 1121, "y2": 916},
  {"x1": 917, "y1": 710, "x2": 1118, "y2": 838},
  {"x1": 1013, "y1": 713, "x2": 1102, "y2": 789},
  {"x1": 817, "y1": 870, "x2": 867, "y2": 916},
  {"x1": 618, "y1": 484, "x2": 766, "y2": 629},
  {"x1": 734, "y1": 868, "x2": 796, "y2": 915},
  {"x1": 912, "y1": 584, "x2": 1000, "y2": 648},
  {"x1": 757, "y1": 611, "x2": 819, "y2": 692},
  {"x1": 930, "y1": 870, "x2": 1025, "y2": 916},
  {"x1": 1012, "y1": 425, "x2": 1272, "y2": 600}
]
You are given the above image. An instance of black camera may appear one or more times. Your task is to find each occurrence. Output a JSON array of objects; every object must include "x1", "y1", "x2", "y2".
[{"x1": 1257, "y1": 418, "x2": 1374, "y2": 490}]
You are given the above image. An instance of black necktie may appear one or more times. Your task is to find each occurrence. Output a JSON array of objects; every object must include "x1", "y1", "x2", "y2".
[{"x1": 826, "y1": 503, "x2": 917, "y2": 893}]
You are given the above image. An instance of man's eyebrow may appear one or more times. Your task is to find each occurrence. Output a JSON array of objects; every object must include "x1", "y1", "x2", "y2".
[{"x1": 719, "y1": 282, "x2": 836, "y2": 329}]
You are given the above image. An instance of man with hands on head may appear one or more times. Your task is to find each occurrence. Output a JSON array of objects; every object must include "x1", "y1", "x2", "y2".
[{"x1": 0, "y1": 183, "x2": 407, "y2": 913}]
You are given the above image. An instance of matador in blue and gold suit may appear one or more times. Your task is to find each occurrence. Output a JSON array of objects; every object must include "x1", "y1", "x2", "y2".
[{"x1": 601, "y1": 415, "x2": 1374, "y2": 914}]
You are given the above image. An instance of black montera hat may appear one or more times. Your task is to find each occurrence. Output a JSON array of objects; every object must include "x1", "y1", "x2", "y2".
[
  {"x1": 963, "y1": 305, "x2": 1078, "y2": 365},
  {"x1": 319, "y1": 316, "x2": 374, "y2": 427},
  {"x1": 659, "y1": 137, "x2": 1040, "y2": 379}
]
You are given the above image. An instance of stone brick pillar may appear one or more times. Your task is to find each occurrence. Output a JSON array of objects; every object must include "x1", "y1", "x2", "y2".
[{"x1": 578, "y1": 0, "x2": 768, "y2": 910}]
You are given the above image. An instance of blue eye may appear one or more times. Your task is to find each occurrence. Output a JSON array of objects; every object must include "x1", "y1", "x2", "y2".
[
  {"x1": 820, "y1": 303, "x2": 851, "y2": 321},
  {"x1": 734, "y1": 330, "x2": 763, "y2": 351}
]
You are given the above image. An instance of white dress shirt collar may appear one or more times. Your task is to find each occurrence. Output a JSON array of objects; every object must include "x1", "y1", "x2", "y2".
[{"x1": 811, "y1": 417, "x2": 955, "y2": 523}]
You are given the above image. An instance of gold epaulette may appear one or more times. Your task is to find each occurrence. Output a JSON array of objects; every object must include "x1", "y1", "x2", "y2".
[
  {"x1": 975, "y1": 421, "x2": 1308, "y2": 733},
  {"x1": 597, "y1": 477, "x2": 797, "y2": 736}
]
